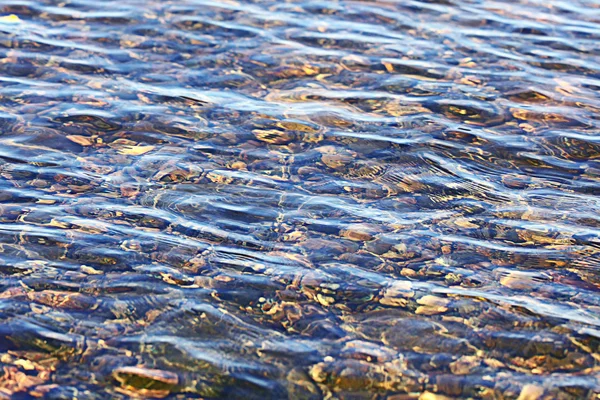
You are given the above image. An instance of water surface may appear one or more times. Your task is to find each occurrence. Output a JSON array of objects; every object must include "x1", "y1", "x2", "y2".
[{"x1": 0, "y1": 0, "x2": 600, "y2": 398}]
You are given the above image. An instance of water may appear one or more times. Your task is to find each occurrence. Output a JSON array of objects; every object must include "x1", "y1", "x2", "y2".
[{"x1": 0, "y1": 0, "x2": 599, "y2": 398}]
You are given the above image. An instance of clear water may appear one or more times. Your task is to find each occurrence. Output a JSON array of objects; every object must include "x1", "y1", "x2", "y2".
[{"x1": 0, "y1": 0, "x2": 599, "y2": 398}]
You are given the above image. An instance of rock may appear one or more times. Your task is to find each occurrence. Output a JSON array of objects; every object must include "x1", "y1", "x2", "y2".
[
  {"x1": 517, "y1": 384, "x2": 544, "y2": 400},
  {"x1": 380, "y1": 281, "x2": 414, "y2": 307},
  {"x1": 113, "y1": 366, "x2": 179, "y2": 398},
  {"x1": 449, "y1": 355, "x2": 480, "y2": 375},
  {"x1": 415, "y1": 295, "x2": 450, "y2": 315},
  {"x1": 340, "y1": 224, "x2": 379, "y2": 242},
  {"x1": 252, "y1": 129, "x2": 294, "y2": 144},
  {"x1": 419, "y1": 392, "x2": 454, "y2": 400},
  {"x1": 286, "y1": 368, "x2": 321, "y2": 400}
]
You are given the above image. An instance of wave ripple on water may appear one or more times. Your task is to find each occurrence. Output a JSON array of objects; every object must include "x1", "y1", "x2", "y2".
[{"x1": 0, "y1": 0, "x2": 600, "y2": 398}]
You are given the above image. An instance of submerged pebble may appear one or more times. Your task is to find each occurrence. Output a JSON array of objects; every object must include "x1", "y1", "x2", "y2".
[{"x1": 0, "y1": 0, "x2": 597, "y2": 398}]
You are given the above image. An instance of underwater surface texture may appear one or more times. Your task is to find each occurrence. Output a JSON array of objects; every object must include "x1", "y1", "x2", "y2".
[{"x1": 0, "y1": 0, "x2": 599, "y2": 398}]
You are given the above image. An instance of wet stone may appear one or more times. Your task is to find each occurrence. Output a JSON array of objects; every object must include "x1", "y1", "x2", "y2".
[{"x1": 112, "y1": 366, "x2": 179, "y2": 398}]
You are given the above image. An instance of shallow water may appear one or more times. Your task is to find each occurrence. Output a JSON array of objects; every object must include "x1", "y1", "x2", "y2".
[{"x1": 0, "y1": 0, "x2": 599, "y2": 398}]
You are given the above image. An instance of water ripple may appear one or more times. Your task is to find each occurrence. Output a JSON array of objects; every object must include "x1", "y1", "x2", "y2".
[{"x1": 0, "y1": 0, "x2": 599, "y2": 398}]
